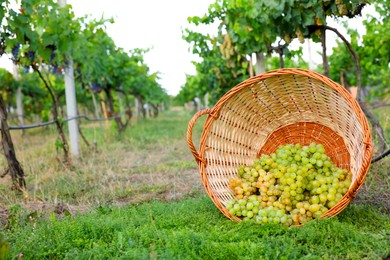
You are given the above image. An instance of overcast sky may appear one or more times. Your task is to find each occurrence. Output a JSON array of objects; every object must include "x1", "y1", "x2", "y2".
[
  {"x1": 68, "y1": 0, "x2": 215, "y2": 96},
  {"x1": 0, "y1": 1, "x2": 371, "y2": 96}
]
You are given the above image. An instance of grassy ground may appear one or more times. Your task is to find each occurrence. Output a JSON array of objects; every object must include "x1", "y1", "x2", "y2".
[
  {"x1": 0, "y1": 109, "x2": 205, "y2": 211},
  {"x1": 3, "y1": 197, "x2": 389, "y2": 259},
  {"x1": 0, "y1": 107, "x2": 389, "y2": 259}
]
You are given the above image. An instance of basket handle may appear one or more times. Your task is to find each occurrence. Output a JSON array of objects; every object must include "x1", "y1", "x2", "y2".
[{"x1": 187, "y1": 109, "x2": 211, "y2": 164}]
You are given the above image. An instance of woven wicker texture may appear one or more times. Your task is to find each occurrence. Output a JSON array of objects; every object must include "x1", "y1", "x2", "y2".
[{"x1": 187, "y1": 68, "x2": 373, "y2": 222}]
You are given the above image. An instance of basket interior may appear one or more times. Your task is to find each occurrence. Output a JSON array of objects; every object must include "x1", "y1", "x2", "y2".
[
  {"x1": 201, "y1": 74, "x2": 366, "y2": 206},
  {"x1": 258, "y1": 122, "x2": 350, "y2": 169}
]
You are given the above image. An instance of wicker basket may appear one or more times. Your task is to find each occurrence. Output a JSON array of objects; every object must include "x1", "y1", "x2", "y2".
[{"x1": 187, "y1": 68, "x2": 373, "y2": 222}]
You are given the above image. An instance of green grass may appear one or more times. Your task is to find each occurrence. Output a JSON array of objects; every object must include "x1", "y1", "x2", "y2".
[{"x1": 3, "y1": 196, "x2": 389, "y2": 259}]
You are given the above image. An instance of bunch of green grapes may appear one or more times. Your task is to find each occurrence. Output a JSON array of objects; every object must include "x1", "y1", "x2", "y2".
[
  {"x1": 296, "y1": 28, "x2": 305, "y2": 44},
  {"x1": 225, "y1": 142, "x2": 352, "y2": 226},
  {"x1": 335, "y1": 0, "x2": 348, "y2": 15},
  {"x1": 283, "y1": 34, "x2": 292, "y2": 44}
]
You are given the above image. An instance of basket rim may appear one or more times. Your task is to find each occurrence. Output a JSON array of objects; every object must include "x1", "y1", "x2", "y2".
[
  {"x1": 195, "y1": 68, "x2": 374, "y2": 220},
  {"x1": 201, "y1": 68, "x2": 372, "y2": 153}
]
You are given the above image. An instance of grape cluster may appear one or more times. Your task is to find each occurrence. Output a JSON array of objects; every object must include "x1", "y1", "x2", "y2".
[
  {"x1": 283, "y1": 34, "x2": 291, "y2": 44},
  {"x1": 47, "y1": 44, "x2": 58, "y2": 75},
  {"x1": 220, "y1": 34, "x2": 234, "y2": 60},
  {"x1": 11, "y1": 43, "x2": 20, "y2": 62},
  {"x1": 225, "y1": 142, "x2": 352, "y2": 226},
  {"x1": 26, "y1": 50, "x2": 35, "y2": 62},
  {"x1": 296, "y1": 28, "x2": 305, "y2": 44},
  {"x1": 336, "y1": 0, "x2": 348, "y2": 16}
]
